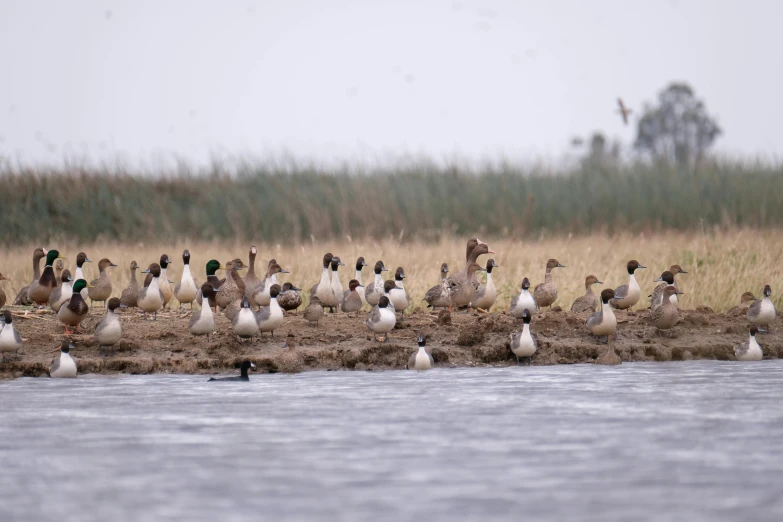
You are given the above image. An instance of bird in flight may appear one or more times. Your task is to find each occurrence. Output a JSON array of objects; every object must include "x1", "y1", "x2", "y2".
[{"x1": 616, "y1": 98, "x2": 632, "y2": 125}]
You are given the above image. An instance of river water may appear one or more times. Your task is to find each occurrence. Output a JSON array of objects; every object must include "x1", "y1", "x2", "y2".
[{"x1": 1, "y1": 361, "x2": 782, "y2": 522}]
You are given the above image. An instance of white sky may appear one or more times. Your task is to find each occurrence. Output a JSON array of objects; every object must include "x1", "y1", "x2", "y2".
[{"x1": 1, "y1": 0, "x2": 781, "y2": 168}]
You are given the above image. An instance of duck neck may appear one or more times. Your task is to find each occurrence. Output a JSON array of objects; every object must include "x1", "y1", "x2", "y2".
[
  {"x1": 749, "y1": 334, "x2": 759, "y2": 349},
  {"x1": 418, "y1": 345, "x2": 426, "y2": 353},
  {"x1": 33, "y1": 255, "x2": 43, "y2": 279},
  {"x1": 396, "y1": 280, "x2": 405, "y2": 290},
  {"x1": 544, "y1": 271, "x2": 553, "y2": 283},
  {"x1": 628, "y1": 273, "x2": 638, "y2": 289},
  {"x1": 247, "y1": 253, "x2": 256, "y2": 277},
  {"x1": 440, "y1": 270, "x2": 448, "y2": 281},
  {"x1": 354, "y1": 269, "x2": 363, "y2": 284},
  {"x1": 129, "y1": 268, "x2": 137, "y2": 284},
  {"x1": 585, "y1": 284, "x2": 594, "y2": 295},
  {"x1": 320, "y1": 266, "x2": 330, "y2": 282},
  {"x1": 270, "y1": 297, "x2": 281, "y2": 314},
  {"x1": 602, "y1": 300, "x2": 614, "y2": 316},
  {"x1": 374, "y1": 272, "x2": 383, "y2": 285},
  {"x1": 522, "y1": 323, "x2": 530, "y2": 335},
  {"x1": 182, "y1": 265, "x2": 192, "y2": 279},
  {"x1": 485, "y1": 272, "x2": 493, "y2": 286},
  {"x1": 200, "y1": 299, "x2": 214, "y2": 318},
  {"x1": 149, "y1": 276, "x2": 160, "y2": 291}
]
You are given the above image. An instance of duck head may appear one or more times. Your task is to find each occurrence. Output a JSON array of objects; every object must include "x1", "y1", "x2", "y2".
[{"x1": 627, "y1": 260, "x2": 645, "y2": 273}]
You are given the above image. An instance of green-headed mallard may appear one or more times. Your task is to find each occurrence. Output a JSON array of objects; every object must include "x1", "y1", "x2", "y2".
[
  {"x1": 57, "y1": 279, "x2": 92, "y2": 334},
  {"x1": 196, "y1": 260, "x2": 224, "y2": 310},
  {"x1": 29, "y1": 250, "x2": 67, "y2": 307}
]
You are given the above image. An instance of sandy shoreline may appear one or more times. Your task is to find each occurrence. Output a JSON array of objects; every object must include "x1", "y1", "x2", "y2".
[{"x1": 1, "y1": 304, "x2": 781, "y2": 379}]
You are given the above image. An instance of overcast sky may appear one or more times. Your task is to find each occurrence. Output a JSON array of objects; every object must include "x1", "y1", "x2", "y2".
[{"x1": 1, "y1": 0, "x2": 780, "y2": 168}]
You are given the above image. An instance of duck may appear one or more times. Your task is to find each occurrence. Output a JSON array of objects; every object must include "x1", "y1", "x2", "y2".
[
  {"x1": 217, "y1": 260, "x2": 246, "y2": 310},
  {"x1": 57, "y1": 279, "x2": 92, "y2": 334},
  {"x1": 747, "y1": 285, "x2": 776, "y2": 329},
  {"x1": 406, "y1": 333, "x2": 434, "y2": 371},
  {"x1": 0, "y1": 310, "x2": 23, "y2": 361},
  {"x1": 278, "y1": 282, "x2": 303, "y2": 314},
  {"x1": 208, "y1": 360, "x2": 256, "y2": 382},
  {"x1": 353, "y1": 257, "x2": 368, "y2": 305},
  {"x1": 326, "y1": 257, "x2": 345, "y2": 312},
  {"x1": 275, "y1": 335, "x2": 305, "y2": 373},
  {"x1": 610, "y1": 260, "x2": 646, "y2": 309},
  {"x1": 510, "y1": 308, "x2": 538, "y2": 365},
  {"x1": 144, "y1": 254, "x2": 173, "y2": 308},
  {"x1": 0, "y1": 272, "x2": 10, "y2": 309},
  {"x1": 382, "y1": 280, "x2": 398, "y2": 314},
  {"x1": 29, "y1": 249, "x2": 67, "y2": 307},
  {"x1": 728, "y1": 292, "x2": 757, "y2": 315},
  {"x1": 49, "y1": 269, "x2": 73, "y2": 313},
  {"x1": 53, "y1": 259, "x2": 65, "y2": 288},
  {"x1": 190, "y1": 283, "x2": 220, "y2": 340},
  {"x1": 366, "y1": 295, "x2": 397, "y2": 342},
  {"x1": 735, "y1": 326, "x2": 763, "y2": 361},
  {"x1": 570, "y1": 275, "x2": 603, "y2": 313},
  {"x1": 473, "y1": 259, "x2": 499, "y2": 312},
  {"x1": 138, "y1": 263, "x2": 165, "y2": 320},
  {"x1": 87, "y1": 258, "x2": 117, "y2": 308},
  {"x1": 120, "y1": 261, "x2": 141, "y2": 309},
  {"x1": 243, "y1": 246, "x2": 260, "y2": 300},
  {"x1": 253, "y1": 262, "x2": 289, "y2": 307},
  {"x1": 424, "y1": 263, "x2": 451, "y2": 310},
  {"x1": 310, "y1": 252, "x2": 334, "y2": 305},
  {"x1": 174, "y1": 249, "x2": 199, "y2": 308},
  {"x1": 13, "y1": 247, "x2": 47, "y2": 305},
  {"x1": 73, "y1": 252, "x2": 92, "y2": 282},
  {"x1": 303, "y1": 296, "x2": 325, "y2": 326},
  {"x1": 257, "y1": 284, "x2": 285, "y2": 337},
  {"x1": 389, "y1": 267, "x2": 411, "y2": 318},
  {"x1": 95, "y1": 298, "x2": 123, "y2": 351},
  {"x1": 49, "y1": 339, "x2": 77, "y2": 378},
  {"x1": 652, "y1": 286, "x2": 684, "y2": 335},
  {"x1": 196, "y1": 260, "x2": 225, "y2": 310},
  {"x1": 363, "y1": 260, "x2": 389, "y2": 307},
  {"x1": 586, "y1": 289, "x2": 620, "y2": 342},
  {"x1": 510, "y1": 277, "x2": 537, "y2": 318},
  {"x1": 533, "y1": 258, "x2": 566, "y2": 309},
  {"x1": 650, "y1": 271, "x2": 678, "y2": 312},
  {"x1": 342, "y1": 279, "x2": 364, "y2": 317},
  {"x1": 448, "y1": 261, "x2": 487, "y2": 311},
  {"x1": 232, "y1": 296, "x2": 259, "y2": 342}
]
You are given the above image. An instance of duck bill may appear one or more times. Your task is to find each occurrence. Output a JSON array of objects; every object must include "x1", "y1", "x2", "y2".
[
  {"x1": 58, "y1": 255, "x2": 68, "y2": 260},
  {"x1": 637, "y1": 265, "x2": 646, "y2": 269},
  {"x1": 595, "y1": 280, "x2": 604, "y2": 285},
  {"x1": 280, "y1": 269, "x2": 290, "y2": 274},
  {"x1": 110, "y1": 263, "x2": 118, "y2": 267},
  {"x1": 654, "y1": 277, "x2": 663, "y2": 282},
  {"x1": 556, "y1": 263, "x2": 566, "y2": 268},
  {"x1": 86, "y1": 283, "x2": 95, "y2": 288},
  {"x1": 292, "y1": 286, "x2": 302, "y2": 292}
]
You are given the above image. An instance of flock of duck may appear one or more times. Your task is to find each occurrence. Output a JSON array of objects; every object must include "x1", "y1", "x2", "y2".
[{"x1": 0, "y1": 238, "x2": 777, "y2": 380}]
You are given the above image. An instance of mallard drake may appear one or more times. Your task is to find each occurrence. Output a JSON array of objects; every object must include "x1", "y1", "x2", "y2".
[
  {"x1": 144, "y1": 254, "x2": 173, "y2": 308},
  {"x1": 13, "y1": 247, "x2": 47, "y2": 306},
  {"x1": 120, "y1": 261, "x2": 141, "y2": 309},
  {"x1": 366, "y1": 296, "x2": 396, "y2": 342},
  {"x1": 510, "y1": 308, "x2": 538, "y2": 365},
  {"x1": 424, "y1": 263, "x2": 451, "y2": 310},
  {"x1": 243, "y1": 246, "x2": 261, "y2": 300},
  {"x1": 0, "y1": 272, "x2": 9, "y2": 309},
  {"x1": 747, "y1": 285, "x2": 776, "y2": 328},
  {"x1": 208, "y1": 360, "x2": 255, "y2": 382},
  {"x1": 190, "y1": 283, "x2": 220, "y2": 340},
  {"x1": 257, "y1": 284, "x2": 284, "y2": 337},
  {"x1": 533, "y1": 258, "x2": 565, "y2": 309},
  {"x1": 389, "y1": 267, "x2": 410, "y2": 319},
  {"x1": 510, "y1": 277, "x2": 536, "y2": 318},
  {"x1": 0, "y1": 309, "x2": 23, "y2": 361},
  {"x1": 95, "y1": 298, "x2": 122, "y2": 350},
  {"x1": 303, "y1": 296, "x2": 324, "y2": 326},
  {"x1": 49, "y1": 269, "x2": 73, "y2": 313},
  {"x1": 87, "y1": 258, "x2": 117, "y2": 308},
  {"x1": 473, "y1": 259, "x2": 499, "y2": 312},
  {"x1": 353, "y1": 257, "x2": 368, "y2": 306},
  {"x1": 29, "y1": 250, "x2": 67, "y2": 307},
  {"x1": 217, "y1": 260, "x2": 246, "y2": 310},
  {"x1": 652, "y1": 286, "x2": 684, "y2": 335},
  {"x1": 138, "y1": 263, "x2": 165, "y2": 320},
  {"x1": 275, "y1": 334, "x2": 304, "y2": 373},
  {"x1": 50, "y1": 339, "x2": 77, "y2": 378},
  {"x1": 610, "y1": 260, "x2": 646, "y2": 309},
  {"x1": 174, "y1": 249, "x2": 199, "y2": 309},
  {"x1": 278, "y1": 282, "x2": 303, "y2": 314},
  {"x1": 570, "y1": 275, "x2": 603, "y2": 313},
  {"x1": 232, "y1": 296, "x2": 259, "y2": 342},
  {"x1": 406, "y1": 333, "x2": 434, "y2": 371},
  {"x1": 74, "y1": 252, "x2": 92, "y2": 282},
  {"x1": 363, "y1": 260, "x2": 389, "y2": 307},
  {"x1": 447, "y1": 242, "x2": 494, "y2": 310},
  {"x1": 735, "y1": 326, "x2": 763, "y2": 361},
  {"x1": 342, "y1": 279, "x2": 364, "y2": 317},
  {"x1": 196, "y1": 259, "x2": 225, "y2": 310},
  {"x1": 253, "y1": 262, "x2": 290, "y2": 307},
  {"x1": 586, "y1": 289, "x2": 620, "y2": 342},
  {"x1": 57, "y1": 279, "x2": 92, "y2": 334}
]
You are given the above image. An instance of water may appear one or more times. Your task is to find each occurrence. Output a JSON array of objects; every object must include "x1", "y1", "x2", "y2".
[{"x1": 1, "y1": 361, "x2": 782, "y2": 522}]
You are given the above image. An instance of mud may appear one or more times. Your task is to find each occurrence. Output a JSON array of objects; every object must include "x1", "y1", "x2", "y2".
[{"x1": 0, "y1": 305, "x2": 781, "y2": 379}]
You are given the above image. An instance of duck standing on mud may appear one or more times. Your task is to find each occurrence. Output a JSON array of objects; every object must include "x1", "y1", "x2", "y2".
[
  {"x1": 610, "y1": 260, "x2": 645, "y2": 310},
  {"x1": 747, "y1": 285, "x2": 776, "y2": 330},
  {"x1": 510, "y1": 309, "x2": 538, "y2": 365},
  {"x1": 533, "y1": 258, "x2": 565, "y2": 310},
  {"x1": 586, "y1": 289, "x2": 620, "y2": 342}
]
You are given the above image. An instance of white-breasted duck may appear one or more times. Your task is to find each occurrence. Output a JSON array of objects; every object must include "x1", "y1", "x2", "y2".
[
  {"x1": 510, "y1": 308, "x2": 538, "y2": 365},
  {"x1": 144, "y1": 254, "x2": 174, "y2": 308},
  {"x1": 138, "y1": 263, "x2": 165, "y2": 320},
  {"x1": 29, "y1": 249, "x2": 67, "y2": 307},
  {"x1": 570, "y1": 275, "x2": 603, "y2": 313},
  {"x1": 48, "y1": 269, "x2": 73, "y2": 313},
  {"x1": 342, "y1": 279, "x2": 364, "y2": 317},
  {"x1": 50, "y1": 339, "x2": 77, "y2": 378},
  {"x1": 510, "y1": 277, "x2": 537, "y2": 318},
  {"x1": 586, "y1": 289, "x2": 620, "y2": 342},
  {"x1": 310, "y1": 252, "x2": 334, "y2": 299},
  {"x1": 382, "y1": 279, "x2": 398, "y2": 314},
  {"x1": 610, "y1": 260, "x2": 646, "y2": 309},
  {"x1": 326, "y1": 256, "x2": 345, "y2": 312},
  {"x1": 353, "y1": 257, "x2": 368, "y2": 306},
  {"x1": 257, "y1": 283, "x2": 284, "y2": 337},
  {"x1": 0, "y1": 310, "x2": 23, "y2": 361},
  {"x1": 533, "y1": 258, "x2": 565, "y2": 309},
  {"x1": 278, "y1": 282, "x2": 303, "y2": 314},
  {"x1": 406, "y1": 333, "x2": 434, "y2": 370},
  {"x1": 363, "y1": 260, "x2": 389, "y2": 307},
  {"x1": 196, "y1": 259, "x2": 225, "y2": 310},
  {"x1": 208, "y1": 360, "x2": 256, "y2": 382},
  {"x1": 57, "y1": 279, "x2": 92, "y2": 334},
  {"x1": 652, "y1": 286, "x2": 684, "y2": 335},
  {"x1": 734, "y1": 326, "x2": 763, "y2": 361},
  {"x1": 303, "y1": 296, "x2": 324, "y2": 326},
  {"x1": 232, "y1": 296, "x2": 259, "y2": 343},
  {"x1": 747, "y1": 285, "x2": 776, "y2": 329},
  {"x1": 13, "y1": 247, "x2": 47, "y2": 305},
  {"x1": 253, "y1": 262, "x2": 289, "y2": 307},
  {"x1": 473, "y1": 259, "x2": 499, "y2": 312},
  {"x1": 424, "y1": 263, "x2": 451, "y2": 310},
  {"x1": 87, "y1": 258, "x2": 117, "y2": 308},
  {"x1": 95, "y1": 298, "x2": 123, "y2": 351},
  {"x1": 120, "y1": 261, "x2": 141, "y2": 309},
  {"x1": 389, "y1": 267, "x2": 410, "y2": 318},
  {"x1": 366, "y1": 295, "x2": 396, "y2": 342},
  {"x1": 74, "y1": 252, "x2": 91, "y2": 282},
  {"x1": 174, "y1": 249, "x2": 199, "y2": 308},
  {"x1": 190, "y1": 283, "x2": 220, "y2": 340},
  {"x1": 243, "y1": 246, "x2": 260, "y2": 300}
]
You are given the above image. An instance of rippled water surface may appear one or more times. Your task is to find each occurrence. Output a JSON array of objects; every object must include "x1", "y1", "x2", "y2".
[{"x1": 2, "y1": 361, "x2": 783, "y2": 522}]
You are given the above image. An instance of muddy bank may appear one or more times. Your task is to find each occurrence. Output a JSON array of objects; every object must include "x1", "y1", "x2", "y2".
[{"x1": 1, "y1": 305, "x2": 781, "y2": 379}]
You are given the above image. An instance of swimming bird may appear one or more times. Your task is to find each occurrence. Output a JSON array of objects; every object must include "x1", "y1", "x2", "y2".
[
  {"x1": 190, "y1": 283, "x2": 221, "y2": 340},
  {"x1": 366, "y1": 295, "x2": 396, "y2": 342},
  {"x1": 303, "y1": 296, "x2": 324, "y2": 326},
  {"x1": 533, "y1": 258, "x2": 565, "y2": 309},
  {"x1": 650, "y1": 271, "x2": 679, "y2": 311},
  {"x1": 616, "y1": 97, "x2": 632, "y2": 125},
  {"x1": 50, "y1": 339, "x2": 77, "y2": 378},
  {"x1": 586, "y1": 289, "x2": 620, "y2": 342},
  {"x1": 510, "y1": 308, "x2": 538, "y2": 365},
  {"x1": 276, "y1": 335, "x2": 305, "y2": 373},
  {"x1": 510, "y1": 277, "x2": 537, "y2": 318},
  {"x1": 120, "y1": 261, "x2": 141, "y2": 309},
  {"x1": 257, "y1": 284, "x2": 285, "y2": 337},
  {"x1": 278, "y1": 282, "x2": 303, "y2": 314},
  {"x1": 243, "y1": 246, "x2": 260, "y2": 300},
  {"x1": 353, "y1": 257, "x2": 368, "y2": 306},
  {"x1": 57, "y1": 279, "x2": 92, "y2": 334},
  {"x1": 253, "y1": 262, "x2": 289, "y2": 307},
  {"x1": 448, "y1": 242, "x2": 494, "y2": 310},
  {"x1": 747, "y1": 285, "x2": 776, "y2": 329},
  {"x1": 407, "y1": 333, "x2": 434, "y2": 371},
  {"x1": 49, "y1": 269, "x2": 73, "y2": 313},
  {"x1": 232, "y1": 296, "x2": 259, "y2": 342},
  {"x1": 29, "y1": 249, "x2": 67, "y2": 307},
  {"x1": 196, "y1": 260, "x2": 225, "y2": 310},
  {"x1": 473, "y1": 259, "x2": 499, "y2": 312},
  {"x1": 651, "y1": 286, "x2": 684, "y2": 335},
  {"x1": 424, "y1": 263, "x2": 451, "y2": 310},
  {"x1": 0, "y1": 310, "x2": 23, "y2": 361},
  {"x1": 208, "y1": 360, "x2": 256, "y2": 382},
  {"x1": 138, "y1": 263, "x2": 165, "y2": 320},
  {"x1": 389, "y1": 267, "x2": 411, "y2": 318},
  {"x1": 95, "y1": 298, "x2": 123, "y2": 351},
  {"x1": 310, "y1": 252, "x2": 334, "y2": 303},
  {"x1": 73, "y1": 252, "x2": 92, "y2": 282},
  {"x1": 0, "y1": 272, "x2": 10, "y2": 309},
  {"x1": 610, "y1": 260, "x2": 646, "y2": 309},
  {"x1": 217, "y1": 260, "x2": 246, "y2": 310},
  {"x1": 13, "y1": 247, "x2": 47, "y2": 305},
  {"x1": 570, "y1": 275, "x2": 603, "y2": 313},
  {"x1": 174, "y1": 249, "x2": 199, "y2": 309},
  {"x1": 87, "y1": 258, "x2": 117, "y2": 308},
  {"x1": 341, "y1": 280, "x2": 364, "y2": 317},
  {"x1": 144, "y1": 254, "x2": 173, "y2": 308},
  {"x1": 735, "y1": 326, "x2": 763, "y2": 361},
  {"x1": 364, "y1": 260, "x2": 389, "y2": 307}
]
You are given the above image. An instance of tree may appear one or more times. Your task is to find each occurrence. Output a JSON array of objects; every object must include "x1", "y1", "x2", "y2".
[{"x1": 634, "y1": 83, "x2": 722, "y2": 168}]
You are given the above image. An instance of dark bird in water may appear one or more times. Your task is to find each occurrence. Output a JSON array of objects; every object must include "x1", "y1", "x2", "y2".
[{"x1": 208, "y1": 360, "x2": 256, "y2": 382}]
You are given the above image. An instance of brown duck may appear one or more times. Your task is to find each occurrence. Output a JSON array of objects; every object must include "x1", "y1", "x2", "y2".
[
  {"x1": 29, "y1": 250, "x2": 67, "y2": 306},
  {"x1": 570, "y1": 275, "x2": 603, "y2": 313},
  {"x1": 533, "y1": 258, "x2": 566, "y2": 309},
  {"x1": 120, "y1": 261, "x2": 141, "y2": 308},
  {"x1": 14, "y1": 247, "x2": 47, "y2": 305},
  {"x1": 88, "y1": 258, "x2": 117, "y2": 307}
]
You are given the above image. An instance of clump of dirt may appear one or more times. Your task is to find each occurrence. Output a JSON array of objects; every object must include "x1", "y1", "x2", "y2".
[
  {"x1": 457, "y1": 323, "x2": 484, "y2": 346},
  {"x1": 437, "y1": 309, "x2": 452, "y2": 325}
]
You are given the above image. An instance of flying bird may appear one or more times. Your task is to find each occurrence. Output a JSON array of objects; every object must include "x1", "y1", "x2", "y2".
[{"x1": 616, "y1": 98, "x2": 632, "y2": 125}]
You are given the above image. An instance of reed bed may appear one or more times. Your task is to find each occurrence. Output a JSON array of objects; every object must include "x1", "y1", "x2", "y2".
[{"x1": 1, "y1": 230, "x2": 781, "y2": 313}]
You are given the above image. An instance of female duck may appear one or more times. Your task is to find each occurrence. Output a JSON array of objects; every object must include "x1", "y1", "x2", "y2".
[
  {"x1": 0, "y1": 310, "x2": 23, "y2": 361},
  {"x1": 424, "y1": 263, "x2": 451, "y2": 310},
  {"x1": 13, "y1": 247, "x2": 47, "y2": 305},
  {"x1": 533, "y1": 258, "x2": 566, "y2": 309},
  {"x1": 49, "y1": 269, "x2": 73, "y2": 313},
  {"x1": 473, "y1": 259, "x2": 499, "y2": 312},
  {"x1": 447, "y1": 242, "x2": 493, "y2": 310},
  {"x1": 389, "y1": 267, "x2": 410, "y2": 318},
  {"x1": 652, "y1": 286, "x2": 685, "y2": 335},
  {"x1": 217, "y1": 260, "x2": 246, "y2": 310},
  {"x1": 174, "y1": 249, "x2": 199, "y2": 308},
  {"x1": 253, "y1": 262, "x2": 289, "y2": 307},
  {"x1": 366, "y1": 296, "x2": 396, "y2": 342},
  {"x1": 190, "y1": 283, "x2": 220, "y2": 340},
  {"x1": 257, "y1": 284, "x2": 285, "y2": 337},
  {"x1": 510, "y1": 309, "x2": 538, "y2": 365},
  {"x1": 363, "y1": 260, "x2": 388, "y2": 307},
  {"x1": 303, "y1": 296, "x2": 324, "y2": 326},
  {"x1": 278, "y1": 282, "x2": 303, "y2": 314},
  {"x1": 50, "y1": 340, "x2": 78, "y2": 378},
  {"x1": 243, "y1": 246, "x2": 260, "y2": 300},
  {"x1": 747, "y1": 285, "x2": 776, "y2": 328},
  {"x1": 232, "y1": 296, "x2": 259, "y2": 342},
  {"x1": 29, "y1": 250, "x2": 67, "y2": 307},
  {"x1": 650, "y1": 271, "x2": 678, "y2": 311},
  {"x1": 88, "y1": 258, "x2": 118, "y2": 308},
  {"x1": 734, "y1": 326, "x2": 763, "y2": 361},
  {"x1": 570, "y1": 275, "x2": 603, "y2": 313},
  {"x1": 120, "y1": 261, "x2": 141, "y2": 309},
  {"x1": 407, "y1": 333, "x2": 434, "y2": 371},
  {"x1": 57, "y1": 279, "x2": 93, "y2": 334},
  {"x1": 610, "y1": 260, "x2": 645, "y2": 309},
  {"x1": 275, "y1": 335, "x2": 305, "y2": 374},
  {"x1": 95, "y1": 298, "x2": 123, "y2": 351},
  {"x1": 138, "y1": 263, "x2": 165, "y2": 320},
  {"x1": 586, "y1": 289, "x2": 619, "y2": 342}
]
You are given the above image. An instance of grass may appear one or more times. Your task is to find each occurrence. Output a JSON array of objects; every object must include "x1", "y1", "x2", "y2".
[{"x1": 1, "y1": 230, "x2": 781, "y2": 313}]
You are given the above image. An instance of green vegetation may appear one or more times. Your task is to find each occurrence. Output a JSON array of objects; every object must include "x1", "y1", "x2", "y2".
[{"x1": 1, "y1": 160, "x2": 782, "y2": 244}]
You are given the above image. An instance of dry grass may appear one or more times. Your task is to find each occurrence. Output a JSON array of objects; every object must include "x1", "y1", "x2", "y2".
[{"x1": 1, "y1": 230, "x2": 782, "y2": 313}]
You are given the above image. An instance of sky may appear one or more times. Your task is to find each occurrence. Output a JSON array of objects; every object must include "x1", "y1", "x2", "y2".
[{"x1": 1, "y1": 0, "x2": 781, "y2": 169}]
